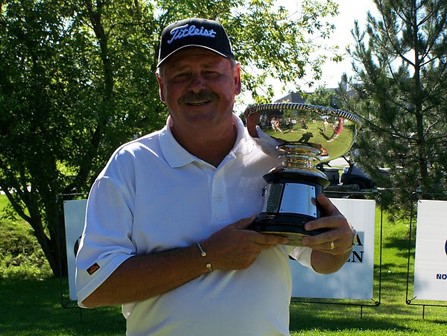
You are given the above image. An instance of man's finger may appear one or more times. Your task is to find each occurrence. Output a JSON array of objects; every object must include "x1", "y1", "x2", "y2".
[
  {"x1": 316, "y1": 194, "x2": 339, "y2": 216},
  {"x1": 232, "y1": 215, "x2": 256, "y2": 229},
  {"x1": 251, "y1": 232, "x2": 289, "y2": 246}
]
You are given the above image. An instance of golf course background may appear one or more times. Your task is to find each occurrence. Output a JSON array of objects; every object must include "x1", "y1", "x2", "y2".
[{"x1": 1, "y1": 195, "x2": 446, "y2": 335}]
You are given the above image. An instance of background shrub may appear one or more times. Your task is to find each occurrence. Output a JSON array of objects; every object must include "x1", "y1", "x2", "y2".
[{"x1": 0, "y1": 198, "x2": 52, "y2": 280}]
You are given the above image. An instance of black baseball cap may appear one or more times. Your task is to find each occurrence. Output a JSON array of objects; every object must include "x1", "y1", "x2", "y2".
[{"x1": 157, "y1": 18, "x2": 235, "y2": 67}]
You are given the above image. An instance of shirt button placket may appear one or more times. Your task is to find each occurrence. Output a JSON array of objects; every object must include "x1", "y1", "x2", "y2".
[{"x1": 212, "y1": 171, "x2": 228, "y2": 224}]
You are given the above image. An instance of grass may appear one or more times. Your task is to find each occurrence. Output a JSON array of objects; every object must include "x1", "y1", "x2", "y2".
[
  {"x1": 289, "y1": 207, "x2": 447, "y2": 335},
  {"x1": 0, "y1": 278, "x2": 125, "y2": 335},
  {"x1": 0, "y1": 198, "x2": 52, "y2": 280},
  {"x1": 1, "y1": 197, "x2": 447, "y2": 335}
]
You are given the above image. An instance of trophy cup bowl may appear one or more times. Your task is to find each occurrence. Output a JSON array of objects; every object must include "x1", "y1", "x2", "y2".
[{"x1": 245, "y1": 103, "x2": 362, "y2": 246}]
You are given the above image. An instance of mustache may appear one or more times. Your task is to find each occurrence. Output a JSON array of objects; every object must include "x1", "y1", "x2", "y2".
[{"x1": 178, "y1": 90, "x2": 218, "y2": 104}]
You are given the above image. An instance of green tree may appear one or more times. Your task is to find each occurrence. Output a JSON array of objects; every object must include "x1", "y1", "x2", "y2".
[
  {"x1": 0, "y1": 0, "x2": 161, "y2": 276},
  {"x1": 303, "y1": 86, "x2": 342, "y2": 109},
  {"x1": 0, "y1": 0, "x2": 339, "y2": 276},
  {"x1": 347, "y1": 0, "x2": 447, "y2": 214}
]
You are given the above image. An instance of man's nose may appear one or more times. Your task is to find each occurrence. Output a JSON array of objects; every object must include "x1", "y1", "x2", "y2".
[{"x1": 189, "y1": 73, "x2": 205, "y2": 92}]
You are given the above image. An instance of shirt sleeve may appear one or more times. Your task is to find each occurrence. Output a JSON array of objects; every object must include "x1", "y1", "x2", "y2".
[
  {"x1": 288, "y1": 246, "x2": 317, "y2": 272},
  {"x1": 75, "y1": 175, "x2": 135, "y2": 307}
]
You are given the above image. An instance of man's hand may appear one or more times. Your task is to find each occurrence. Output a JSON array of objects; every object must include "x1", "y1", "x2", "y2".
[
  {"x1": 300, "y1": 194, "x2": 355, "y2": 273},
  {"x1": 302, "y1": 194, "x2": 354, "y2": 255},
  {"x1": 202, "y1": 215, "x2": 288, "y2": 270}
]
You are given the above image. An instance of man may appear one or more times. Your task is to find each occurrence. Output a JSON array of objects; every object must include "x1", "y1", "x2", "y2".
[{"x1": 76, "y1": 18, "x2": 355, "y2": 335}]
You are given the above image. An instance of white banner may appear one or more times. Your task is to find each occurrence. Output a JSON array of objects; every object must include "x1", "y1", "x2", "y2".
[
  {"x1": 290, "y1": 198, "x2": 376, "y2": 300},
  {"x1": 63, "y1": 199, "x2": 87, "y2": 301},
  {"x1": 414, "y1": 200, "x2": 447, "y2": 301},
  {"x1": 63, "y1": 198, "x2": 376, "y2": 301}
]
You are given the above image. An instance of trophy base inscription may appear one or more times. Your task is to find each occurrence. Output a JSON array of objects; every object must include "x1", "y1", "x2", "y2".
[{"x1": 251, "y1": 212, "x2": 329, "y2": 246}]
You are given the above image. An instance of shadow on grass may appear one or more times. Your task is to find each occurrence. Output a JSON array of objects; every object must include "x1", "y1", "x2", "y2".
[
  {"x1": 1, "y1": 276, "x2": 445, "y2": 335},
  {"x1": 289, "y1": 302, "x2": 415, "y2": 333},
  {"x1": 384, "y1": 235, "x2": 415, "y2": 259},
  {"x1": 289, "y1": 264, "x2": 447, "y2": 334},
  {"x1": 0, "y1": 278, "x2": 125, "y2": 336}
]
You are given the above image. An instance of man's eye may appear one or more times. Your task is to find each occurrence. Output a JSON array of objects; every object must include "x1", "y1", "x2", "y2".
[
  {"x1": 173, "y1": 73, "x2": 189, "y2": 80},
  {"x1": 204, "y1": 71, "x2": 219, "y2": 78}
]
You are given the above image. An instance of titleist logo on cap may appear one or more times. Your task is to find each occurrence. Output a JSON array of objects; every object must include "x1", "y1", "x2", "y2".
[
  {"x1": 157, "y1": 18, "x2": 235, "y2": 67},
  {"x1": 167, "y1": 24, "x2": 217, "y2": 44}
]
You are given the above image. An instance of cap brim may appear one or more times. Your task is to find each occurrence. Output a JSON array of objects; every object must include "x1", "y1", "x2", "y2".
[{"x1": 157, "y1": 45, "x2": 232, "y2": 68}]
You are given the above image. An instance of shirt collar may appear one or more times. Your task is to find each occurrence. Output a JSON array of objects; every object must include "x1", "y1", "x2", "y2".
[{"x1": 159, "y1": 114, "x2": 255, "y2": 168}]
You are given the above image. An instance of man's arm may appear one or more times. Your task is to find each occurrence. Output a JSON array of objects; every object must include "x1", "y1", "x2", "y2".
[
  {"x1": 82, "y1": 244, "x2": 209, "y2": 308},
  {"x1": 81, "y1": 216, "x2": 288, "y2": 308}
]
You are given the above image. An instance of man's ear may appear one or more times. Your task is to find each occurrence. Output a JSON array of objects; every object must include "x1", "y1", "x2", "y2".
[
  {"x1": 234, "y1": 63, "x2": 242, "y2": 95},
  {"x1": 156, "y1": 72, "x2": 166, "y2": 103}
]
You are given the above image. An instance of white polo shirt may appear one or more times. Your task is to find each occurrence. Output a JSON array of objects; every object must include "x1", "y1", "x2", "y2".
[{"x1": 76, "y1": 114, "x2": 313, "y2": 336}]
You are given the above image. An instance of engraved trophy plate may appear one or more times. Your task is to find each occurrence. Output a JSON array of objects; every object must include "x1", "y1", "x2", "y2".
[{"x1": 245, "y1": 103, "x2": 362, "y2": 246}]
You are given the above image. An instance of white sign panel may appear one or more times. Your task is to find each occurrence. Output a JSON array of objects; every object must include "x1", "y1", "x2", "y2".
[
  {"x1": 414, "y1": 200, "x2": 447, "y2": 301},
  {"x1": 63, "y1": 199, "x2": 87, "y2": 301},
  {"x1": 290, "y1": 198, "x2": 376, "y2": 300}
]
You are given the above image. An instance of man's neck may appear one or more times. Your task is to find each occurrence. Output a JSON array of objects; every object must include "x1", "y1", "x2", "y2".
[{"x1": 170, "y1": 121, "x2": 237, "y2": 167}]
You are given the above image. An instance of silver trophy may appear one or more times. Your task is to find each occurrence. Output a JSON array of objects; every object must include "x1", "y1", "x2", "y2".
[{"x1": 245, "y1": 103, "x2": 362, "y2": 245}]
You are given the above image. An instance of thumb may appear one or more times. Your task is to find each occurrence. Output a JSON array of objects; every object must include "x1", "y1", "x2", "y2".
[{"x1": 317, "y1": 193, "x2": 339, "y2": 216}]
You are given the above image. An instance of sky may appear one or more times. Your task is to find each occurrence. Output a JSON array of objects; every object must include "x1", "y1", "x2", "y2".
[
  {"x1": 235, "y1": 0, "x2": 380, "y2": 112},
  {"x1": 274, "y1": 0, "x2": 379, "y2": 96},
  {"x1": 307, "y1": 0, "x2": 378, "y2": 89}
]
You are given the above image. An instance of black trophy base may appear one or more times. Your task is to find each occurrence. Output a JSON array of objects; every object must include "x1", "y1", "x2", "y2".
[{"x1": 250, "y1": 212, "x2": 329, "y2": 246}]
